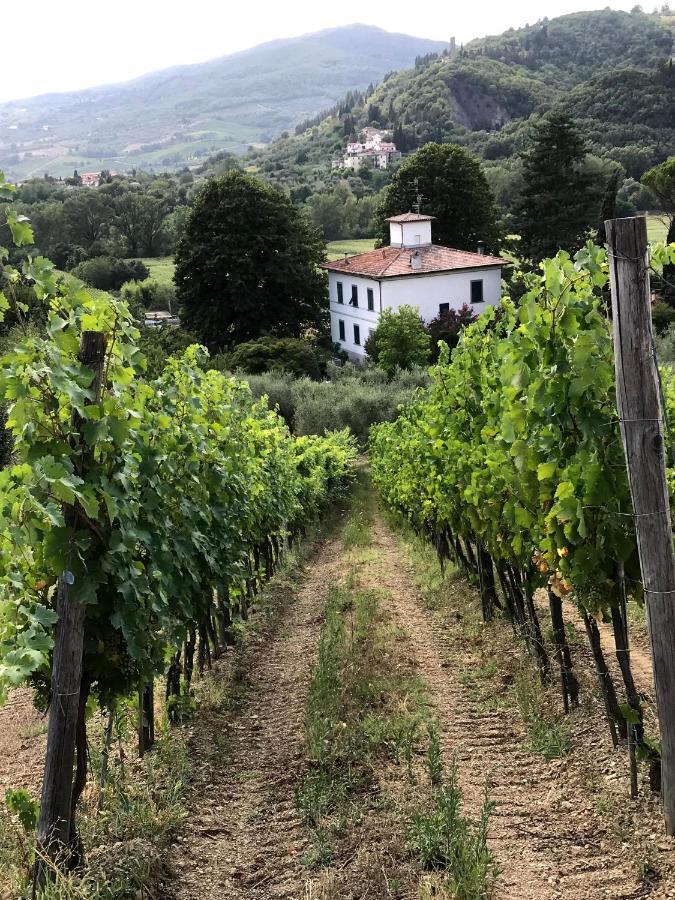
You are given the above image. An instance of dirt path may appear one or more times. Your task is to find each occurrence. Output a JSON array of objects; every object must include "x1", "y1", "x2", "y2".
[
  {"x1": 162, "y1": 530, "x2": 343, "y2": 900},
  {"x1": 0, "y1": 687, "x2": 46, "y2": 797},
  {"x1": 362, "y1": 509, "x2": 672, "y2": 900}
]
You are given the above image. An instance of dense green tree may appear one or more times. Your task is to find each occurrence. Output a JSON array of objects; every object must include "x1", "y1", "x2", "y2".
[
  {"x1": 62, "y1": 191, "x2": 112, "y2": 247},
  {"x1": 28, "y1": 201, "x2": 66, "y2": 259},
  {"x1": 113, "y1": 190, "x2": 169, "y2": 256},
  {"x1": 515, "y1": 113, "x2": 600, "y2": 260},
  {"x1": 364, "y1": 305, "x2": 431, "y2": 375},
  {"x1": 374, "y1": 143, "x2": 498, "y2": 250},
  {"x1": 175, "y1": 172, "x2": 327, "y2": 350}
]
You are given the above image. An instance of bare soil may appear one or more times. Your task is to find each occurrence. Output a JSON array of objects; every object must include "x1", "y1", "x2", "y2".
[
  {"x1": 0, "y1": 687, "x2": 46, "y2": 798},
  {"x1": 362, "y1": 509, "x2": 675, "y2": 900},
  {"x1": 161, "y1": 529, "x2": 344, "y2": 900}
]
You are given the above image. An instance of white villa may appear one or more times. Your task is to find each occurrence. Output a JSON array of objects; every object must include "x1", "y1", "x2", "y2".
[
  {"x1": 323, "y1": 213, "x2": 503, "y2": 361},
  {"x1": 331, "y1": 128, "x2": 401, "y2": 171}
]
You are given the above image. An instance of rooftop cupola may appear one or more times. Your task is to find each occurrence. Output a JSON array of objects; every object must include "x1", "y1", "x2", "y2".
[{"x1": 387, "y1": 212, "x2": 435, "y2": 249}]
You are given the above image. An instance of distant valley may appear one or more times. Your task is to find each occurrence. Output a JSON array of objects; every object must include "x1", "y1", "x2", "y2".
[{"x1": 0, "y1": 25, "x2": 447, "y2": 180}]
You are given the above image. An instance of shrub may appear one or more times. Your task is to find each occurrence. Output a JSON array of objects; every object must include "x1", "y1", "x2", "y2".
[
  {"x1": 244, "y1": 370, "x2": 296, "y2": 426},
  {"x1": 242, "y1": 364, "x2": 429, "y2": 441},
  {"x1": 656, "y1": 323, "x2": 675, "y2": 364},
  {"x1": 365, "y1": 306, "x2": 431, "y2": 375},
  {"x1": 228, "y1": 336, "x2": 325, "y2": 379},
  {"x1": 138, "y1": 325, "x2": 201, "y2": 379},
  {"x1": 121, "y1": 278, "x2": 177, "y2": 312},
  {"x1": 71, "y1": 257, "x2": 150, "y2": 291},
  {"x1": 427, "y1": 304, "x2": 477, "y2": 360}
]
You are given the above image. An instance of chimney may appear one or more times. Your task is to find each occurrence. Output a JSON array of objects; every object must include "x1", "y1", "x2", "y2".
[
  {"x1": 410, "y1": 250, "x2": 422, "y2": 271},
  {"x1": 476, "y1": 241, "x2": 485, "y2": 256}
]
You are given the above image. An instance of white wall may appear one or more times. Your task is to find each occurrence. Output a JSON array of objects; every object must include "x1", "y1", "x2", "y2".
[
  {"x1": 382, "y1": 267, "x2": 501, "y2": 322},
  {"x1": 327, "y1": 267, "x2": 502, "y2": 361},
  {"x1": 390, "y1": 220, "x2": 432, "y2": 247},
  {"x1": 328, "y1": 272, "x2": 379, "y2": 359}
]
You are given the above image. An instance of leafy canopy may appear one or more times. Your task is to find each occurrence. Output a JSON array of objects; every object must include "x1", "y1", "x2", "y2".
[
  {"x1": 175, "y1": 171, "x2": 328, "y2": 351},
  {"x1": 374, "y1": 143, "x2": 498, "y2": 251},
  {"x1": 515, "y1": 112, "x2": 601, "y2": 261},
  {"x1": 365, "y1": 305, "x2": 431, "y2": 375}
]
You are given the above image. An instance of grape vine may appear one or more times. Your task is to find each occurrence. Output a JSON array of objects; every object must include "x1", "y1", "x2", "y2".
[
  {"x1": 370, "y1": 240, "x2": 675, "y2": 780},
  {"x1": 0, "y1": 172, "x2": 357, "y2": 872}
]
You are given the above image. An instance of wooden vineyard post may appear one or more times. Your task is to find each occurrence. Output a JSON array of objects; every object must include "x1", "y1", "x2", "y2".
[
  {"x1": 138, "y1": 678, "x2": 155, "y2": 757},
  {"x1": 606, "y1": 216, "x2": 675, "y2": 834},
  {"x1": 35, "y1": 331, "x2": 107, "y2": 880}
]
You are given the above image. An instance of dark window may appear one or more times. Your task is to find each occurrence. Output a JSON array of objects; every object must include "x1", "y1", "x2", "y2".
[
  {"x1": 338, "y1": 319, "x2": 345, "y2": 341},
  {"x1": 350, "y1": 284, "x2": 358, "y2": 307},
  {"x1": 439, "y1": 302, "x2": 450, "y2": 314},
  {"x1": 337, "y1": 282, "x2": 343, "y2": 304},
  {"x1": 367, "y1": 287, "x2": 374, "y2": 311},
  {"x1": 353, "y1": 324, "x2": 361, "y2": 345},
  {"x1": 471, "y1": 280, "x2": 484, "y2": 304}
]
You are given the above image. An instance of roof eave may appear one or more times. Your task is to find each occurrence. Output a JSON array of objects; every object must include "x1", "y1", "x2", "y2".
[{"x1": 323, "y1": 262, "x2": 505, "y2": 278}]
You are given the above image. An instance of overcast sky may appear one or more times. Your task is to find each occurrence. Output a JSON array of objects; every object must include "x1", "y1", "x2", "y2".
[{"x1": 0, "y1": 0, "x2": 640, "y2": 103}]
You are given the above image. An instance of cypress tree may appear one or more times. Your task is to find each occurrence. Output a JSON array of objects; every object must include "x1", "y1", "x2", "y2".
[{"x1": 515, "y1": 112, "x2": 600, "y2": 260}]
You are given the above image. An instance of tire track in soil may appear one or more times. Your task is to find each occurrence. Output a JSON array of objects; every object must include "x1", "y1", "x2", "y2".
[
  {"x1": 364, "y1": 509, "x2": 656, "y2": 900},
  {"x1": 163, "y1": 531, "x2": 343, "y2": 900}
]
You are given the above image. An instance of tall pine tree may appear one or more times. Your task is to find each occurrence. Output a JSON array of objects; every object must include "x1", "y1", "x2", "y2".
[{"x1": 515, "y1": 113, "x2": 600, "y2": 261}]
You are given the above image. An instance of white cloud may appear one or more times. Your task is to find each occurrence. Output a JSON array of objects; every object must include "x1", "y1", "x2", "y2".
[{"x1": 0, "y1": 0, "x2": 639, "y2": 103}]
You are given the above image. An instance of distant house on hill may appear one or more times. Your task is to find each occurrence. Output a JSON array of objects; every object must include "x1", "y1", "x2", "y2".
[
  {"x1": 322, "y1": 212, "x2": 503, "y2": 361},
  {"x1": 331, "y1": 128, "x2": 401, "y2": 171},
  {"x1": 79, "y1": 171, "x2": 117, "y2": 187}
]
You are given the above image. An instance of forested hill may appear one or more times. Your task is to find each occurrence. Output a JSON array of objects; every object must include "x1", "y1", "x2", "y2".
[
  {"x1": 244, "y1": 9, "x2": 675, "y2": 204},
  {"x1": 0, "y1": 25, "x2": 447, "y2": 181}
]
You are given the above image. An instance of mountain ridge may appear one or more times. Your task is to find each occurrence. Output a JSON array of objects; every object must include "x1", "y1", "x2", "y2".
[
  {"x1": 243, "y1": 9, "x2": 674, "y2": 210},
  {"x1": 0, "y1": 25, "x2": 447, "y2": 180}
]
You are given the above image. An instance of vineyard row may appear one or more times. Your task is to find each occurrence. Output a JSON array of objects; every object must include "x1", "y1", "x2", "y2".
[{"x1": 370, "y1": 237, "x2": 675, "y2": 828}]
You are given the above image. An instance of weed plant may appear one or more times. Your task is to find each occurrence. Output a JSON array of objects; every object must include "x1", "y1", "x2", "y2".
[
  {"x1": 409, "y1": 746, "x2": 498, "y2": 900},
  {"x1": 514, "y1": 669, "x2": 570, "y2": 759},
  {"x1": 297, "y1": 475, "x2": 428, "y2": 866}
]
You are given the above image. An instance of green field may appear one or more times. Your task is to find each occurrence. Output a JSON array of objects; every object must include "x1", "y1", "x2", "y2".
[
  {"x1": 136, "y1": 245, "x2": 376, "y2": 279},
  {"x1": 326, "y1": 239, "x2": 376, "y2": 261},
  {"x1": 647, "y1": 214, "x2": 670, "y2": 244},
  {"x1": 139, "y1": 257, "x2": 176, "y2": 285}
]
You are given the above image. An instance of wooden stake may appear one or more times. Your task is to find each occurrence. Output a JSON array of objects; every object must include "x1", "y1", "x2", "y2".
[
  {"x1": 35, "y1": 331, "x2": 107, "y2": 880},
  {"x1": 606, "y1": 215, "x2": 675, "y2": 834},
  {"x1": 138, "y1": 677, "x2": 155, "y2": 757}
]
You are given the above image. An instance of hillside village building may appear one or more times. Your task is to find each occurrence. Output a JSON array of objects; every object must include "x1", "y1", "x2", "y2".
[
  {"x1": 332, "y1": 128, "x2": 401, "y2": 171},
  {"x1": 323, "y1": 213, "x2": 503, "y2": 361}
]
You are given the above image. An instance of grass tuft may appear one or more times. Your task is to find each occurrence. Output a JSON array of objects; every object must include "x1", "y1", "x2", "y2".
[
  {"x1": 514, "y1": 669, "x2": 570, "y2": 760},
  {"x1": 409, "y1": 743, "x2": 498, "y2": 900}
]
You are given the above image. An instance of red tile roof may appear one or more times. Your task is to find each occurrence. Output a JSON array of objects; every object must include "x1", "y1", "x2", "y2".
[
  {"x1": 386, "y1": 212, "x2": 436, "y2": 223},
  {"x1": 323, "y1": 244, "x2": 504, "y2": 279}
]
